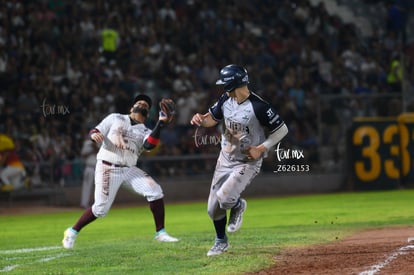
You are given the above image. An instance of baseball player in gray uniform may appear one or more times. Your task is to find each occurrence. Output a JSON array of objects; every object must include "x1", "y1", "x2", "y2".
[
  {"x1": 63, "y1": 94, "x2": 178, "y2": 249},
  {"x1": 191, "y1": 64, "x2": 288, "y2": 256}
]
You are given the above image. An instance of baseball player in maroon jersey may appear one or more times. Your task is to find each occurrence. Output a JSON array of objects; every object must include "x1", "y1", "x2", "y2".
[
  {"x1": 62, "y1": 94, "x2": 178, "y2": 249},
  {"x1": 191, "y1": 64, "x2": 288, "y2": 256}
]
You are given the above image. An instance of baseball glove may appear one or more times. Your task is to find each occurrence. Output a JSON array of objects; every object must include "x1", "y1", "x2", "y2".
[{"x1": 159, "y1": 98, "x2": 176, "y2": 123}]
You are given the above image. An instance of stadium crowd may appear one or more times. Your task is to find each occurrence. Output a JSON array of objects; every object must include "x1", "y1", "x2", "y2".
[{"x1": 0, "y1": 0, "x2": 411, "y2": 183}]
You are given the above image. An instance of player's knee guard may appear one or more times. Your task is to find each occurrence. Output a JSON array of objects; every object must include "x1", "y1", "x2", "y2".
[
  {"x1": 92, "y1": 204, "x2": 109, "y2": 218},
  {"x1": 216, "y1": 190, "x2": 239, "y2": 210},
  {"x1": 146, "y1": 189, "x2": 164, "y2": 202},
  {"x1": 207, "y1": 207, "x2": 226, "y2": 221}
]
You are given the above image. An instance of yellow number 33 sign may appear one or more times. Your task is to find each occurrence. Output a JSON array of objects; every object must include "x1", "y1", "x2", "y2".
[{"x1": 351, "y1": 114, "x2": 414, "y2": 190}]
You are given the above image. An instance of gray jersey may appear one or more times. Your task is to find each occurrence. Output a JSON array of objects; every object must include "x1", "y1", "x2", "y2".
[
  {"x1": 209, "y1": 92, "x2": 285, "y2": 162},
  {"x1": 95, "y1": 113, "x2": 151, "y2": 167},
  {"x1": 207, "y1": 92, "x2": 286, "y2": 220}
]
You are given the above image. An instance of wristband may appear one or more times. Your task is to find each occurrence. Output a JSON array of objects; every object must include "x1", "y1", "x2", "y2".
[{"x1": 146, "y1": 135, "x2": 160, "y2": 146}]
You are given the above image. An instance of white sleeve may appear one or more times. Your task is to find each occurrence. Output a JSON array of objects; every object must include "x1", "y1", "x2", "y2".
[{"x1": 262, "y1": 123, "x2": 288, "y2": 150}]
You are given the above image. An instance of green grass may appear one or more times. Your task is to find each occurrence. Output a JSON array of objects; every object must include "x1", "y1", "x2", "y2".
[{"x1": 1, "y1": 189, "x2": 414, "y2": 274}]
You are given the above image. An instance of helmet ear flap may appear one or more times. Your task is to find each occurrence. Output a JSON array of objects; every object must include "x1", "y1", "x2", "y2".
[{"x1": 224, "y1": 82, "x2": 234, "y2": 92}]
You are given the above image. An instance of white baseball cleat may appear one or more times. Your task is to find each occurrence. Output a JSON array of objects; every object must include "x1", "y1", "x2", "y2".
[
  {"x1": 227, "y1": 199, "x2": 247, "y2": 233},
  {"x1": 207, "y1": 238, "x2": 229, "y2": 256},
  {"x1": 155, "y1": 230, "x2": 179, "y2": 242},
  {"x1": 62, "y1": 227, "x2": 78, "y2": 249}
]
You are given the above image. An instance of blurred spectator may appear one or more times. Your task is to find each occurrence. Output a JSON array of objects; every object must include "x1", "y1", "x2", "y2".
[
  {"x1": 101, "y1": 19, "x2": 120, "y2": 62},
  {"x1": 0, "y1": 134, "x2": 27, "y2": 191},
  {"x1": 386, "y1": 51, "x2": 403, "y2": 92},
  {"x1": 175, "y1": 91, "x2": 199, "y2": 126},
  {"x1": 386, "y1": 1, "x2": 406, "y2": 44}
]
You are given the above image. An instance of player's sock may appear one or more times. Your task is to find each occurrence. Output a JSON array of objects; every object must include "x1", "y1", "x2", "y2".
[
  {"x1": 155, "y1": 228, "x2": 166, "y2": 236},
  {"x1": 73, "y1": 207, "x2": 97, "y2": 232},
  {"x1": 149, "y1": 198, "x2": 165, "y2": 232},
  {"x1": 213, "y1": 216, "x2": 227, "y2": 240},
  {"x1": 68, "y1": 227, "x2": 79, "y2": 234}
]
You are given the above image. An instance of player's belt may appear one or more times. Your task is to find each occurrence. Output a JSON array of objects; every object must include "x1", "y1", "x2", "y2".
[{"x1": 101, "y1": 160, "x2": 128, "y2": 168}]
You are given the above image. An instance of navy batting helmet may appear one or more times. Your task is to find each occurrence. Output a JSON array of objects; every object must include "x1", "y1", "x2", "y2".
[{"x1": 215, "y1": 64, "x2": 249, "y2": 92}]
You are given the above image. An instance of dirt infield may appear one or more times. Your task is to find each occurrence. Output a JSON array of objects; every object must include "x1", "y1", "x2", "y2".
[
  {"x1": 2, "y1": 207, "x2": 414, "y2": 274},
  {"x1": 250, "y1": 226, "x2": 414, "y2": 275}
]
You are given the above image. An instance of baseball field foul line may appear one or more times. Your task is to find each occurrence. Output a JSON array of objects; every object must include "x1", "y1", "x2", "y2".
[
  {"x1": 358, "y1": 241, "x2": 414, "y2": 275},
  {"x1": 0, "y1": 265, "x2": 19, "y2": 272},
  {"x1": 1, "y1": 254, "x2": 69, "y2": 273},
  {"x1": 0, "y1": 246, "x2": 67, "y2": 273},
  {"x1": 0, "y1": 246, "x2": 61, "y2": 254}
]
